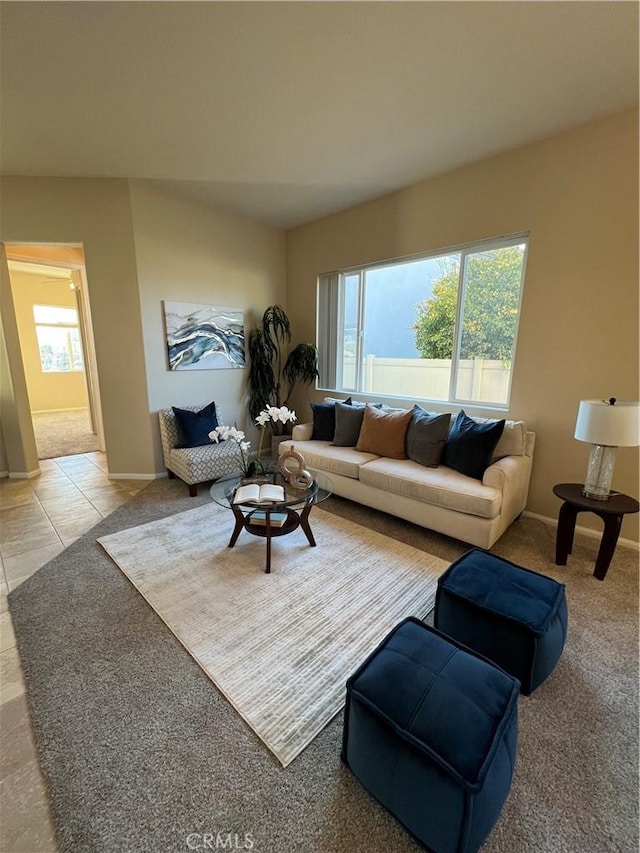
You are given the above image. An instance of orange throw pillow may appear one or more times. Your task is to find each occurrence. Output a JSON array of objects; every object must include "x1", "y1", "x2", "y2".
[{"x1": 356, "y1": 406, "x2": 413, "y2": 459}]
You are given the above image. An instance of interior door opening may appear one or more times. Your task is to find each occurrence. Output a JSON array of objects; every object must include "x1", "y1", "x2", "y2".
[{"x1": 4, "y1": 244, "x2": 106, "y2": 463}]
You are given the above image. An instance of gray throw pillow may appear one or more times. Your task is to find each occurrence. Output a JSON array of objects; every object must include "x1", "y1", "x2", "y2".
[
  {"x1": 406, "y1": 407, "x2": 452, "y2": 467},
  {"x1": 332, "y1": 402, "x2": 367, "y2": 447}
]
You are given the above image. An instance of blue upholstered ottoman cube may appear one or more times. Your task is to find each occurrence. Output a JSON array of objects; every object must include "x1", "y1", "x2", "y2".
[
  {"x1": 342, "y1": 618, "x2": 519, "y2": 853},
  {"x1": 434, "y1": 549, "x2": 568, "y2": 695}
]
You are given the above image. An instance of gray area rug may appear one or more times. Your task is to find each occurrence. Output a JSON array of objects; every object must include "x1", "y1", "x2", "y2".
[
  {"x1": 98, "y1": 504, "x2": 447, "y2": 766},
  {"x1": 32, "y1": 410, "x2": 98, "y2": 459},
  {"x1": 8, "y1": 479, "x2": 639, "y2": 853}
]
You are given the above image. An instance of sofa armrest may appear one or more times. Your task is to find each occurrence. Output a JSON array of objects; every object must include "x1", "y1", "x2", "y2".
[
  {"x1": 483, "y1": 454, "x2": 533, "y2": 521},
  {"x1": 158, "y1": 408, "x2": 178, "y2": 466},
  {"x1": 292, "y1": 422, "x2": 313, "y2": 441}
]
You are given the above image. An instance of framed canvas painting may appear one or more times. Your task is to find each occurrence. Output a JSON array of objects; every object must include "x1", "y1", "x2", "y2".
[{"x1": 163, "y1": 301, "x2": 245, "y2": 370}]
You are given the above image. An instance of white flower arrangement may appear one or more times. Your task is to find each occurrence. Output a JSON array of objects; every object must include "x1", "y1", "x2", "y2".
[
  {"x1": 208, "y1": 407, "x2": 297, "y2": 476},
  {"x1": 255, "y1": 406, "x2": 297, "y2": 458},
  {"x1": 209, "y1": 425, "x2": 263, "y2": 477},
  {"x1": 255, "y1": 406, "x2": 297, "y2": 433}
]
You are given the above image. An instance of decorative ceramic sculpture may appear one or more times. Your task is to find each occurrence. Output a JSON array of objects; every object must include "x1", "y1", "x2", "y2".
[{"x1": 279, "y1": 445, "x2": 313, "y2": 489}]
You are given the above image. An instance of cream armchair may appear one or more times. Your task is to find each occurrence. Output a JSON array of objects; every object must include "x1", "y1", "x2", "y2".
[{"x1": 158, "y1": 405, "x2": 242, "y2": 496}]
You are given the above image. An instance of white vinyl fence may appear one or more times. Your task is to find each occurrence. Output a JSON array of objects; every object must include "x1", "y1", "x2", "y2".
[{"x1": 342, "y1": 357, "x2": 510, "y2": 405}]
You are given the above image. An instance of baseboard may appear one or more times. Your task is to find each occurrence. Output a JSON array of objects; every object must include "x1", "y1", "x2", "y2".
[
  {"x1": 31, "y1": 407, "x2": 88, "y2": 414},
  {"x1": 108, "y1": 472, "x2": 167, "y2": 481},
  {"x1": 1, "y1": 468, "x2": 163, "y2": 482},
  {"x1": 8, "y1": 469, "x2": 41, "y2": 480},
  {"x1": 522, "y1": 510, "x2": 640, "y2": 551}
]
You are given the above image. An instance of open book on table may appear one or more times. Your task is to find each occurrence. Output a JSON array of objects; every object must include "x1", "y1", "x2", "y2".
[{"x1": 233, "y1": 482, "x2": 285, "y2": 505}]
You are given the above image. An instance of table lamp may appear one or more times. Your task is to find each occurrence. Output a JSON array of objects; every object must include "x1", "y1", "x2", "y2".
[{"x1": 574, "y1": 398, "x2": 640, "y2": 500}]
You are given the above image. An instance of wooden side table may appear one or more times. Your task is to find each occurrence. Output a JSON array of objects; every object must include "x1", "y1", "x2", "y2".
[{"x1": 553, "y1": 483, "x2": 639, "y2": 580}]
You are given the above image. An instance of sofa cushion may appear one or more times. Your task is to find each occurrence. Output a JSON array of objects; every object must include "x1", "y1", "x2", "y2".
[
  {"x1": 332, "y1": 402, "x2": 367, "y2": 447},
  {"x1": 172, "y1": 401, "x2": 219, "y2": 448},
  {"x1": 442, "y1": 411, "x2": 506, "y2": 480},
  {"x1": 281, "y1": 439, "x2": 379, "y2": 480},
  {"x1": 311, "y1": 397, "x2": 352, "y2": 441},
  {"x1": 468, "y1": 415, "x2": 527, "y2": 459},
  {"x1": 323, "y1": 396, "x2": 353, "y2": 405},
  {"x1": 406, "y1": 407, "x2": 452, "y2": 468},
  {"x1": 168, "y1": 439, "x2": 242, "y2": 483},
  {"x1": 356, "y1": 405, "x2": 413, "y2": 459},
  {"x1": 489, "y1": 419, "x2": 527, "y2": 460},
  {"x1": 359, "y1": 458, "x2": 502, "y2": 519}
]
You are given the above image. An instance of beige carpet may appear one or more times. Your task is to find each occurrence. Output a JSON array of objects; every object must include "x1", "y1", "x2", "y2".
[
  {"x1": 98, "y1": 503, "x2": 448, "y2": 766},
  {"x1": 32, "y1": 409, "x2": 98, "y2": 459}
]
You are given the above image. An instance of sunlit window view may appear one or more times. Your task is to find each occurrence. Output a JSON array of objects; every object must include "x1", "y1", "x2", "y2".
[
  {"x1": 33, "y1": 304, "x2": 84, "y2": 372},
  {"x1": 319, "y1": 236, "x2": 527, "y2": 407}
]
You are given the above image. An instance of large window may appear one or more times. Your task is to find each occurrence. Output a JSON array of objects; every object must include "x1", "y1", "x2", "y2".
[
  {"x1": 33, "y1": 305, "x2": 84, "y2": 373},
  {"x1": 317, "y1": 234, "x2": 528, "y2": 407}
]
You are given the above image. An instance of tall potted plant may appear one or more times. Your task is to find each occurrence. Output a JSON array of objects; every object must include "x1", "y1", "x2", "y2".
[{"x1": 248, "y1": 305, "x2": 318, "y2": 449}]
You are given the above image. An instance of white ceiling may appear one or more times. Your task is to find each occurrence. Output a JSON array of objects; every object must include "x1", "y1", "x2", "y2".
[{"x1": 1, "y1": 2, "x2": 637, "y2": 229}]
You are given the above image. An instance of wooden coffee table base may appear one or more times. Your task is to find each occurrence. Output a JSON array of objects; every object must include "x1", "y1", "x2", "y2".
[{"x1": 228, "y1": 503, "x2": 316, "y2": 573}]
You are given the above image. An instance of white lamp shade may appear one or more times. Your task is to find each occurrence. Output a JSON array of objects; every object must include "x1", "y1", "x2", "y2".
[{"x1": 574, "y1": 400, "x2": 640, "y2": 447}]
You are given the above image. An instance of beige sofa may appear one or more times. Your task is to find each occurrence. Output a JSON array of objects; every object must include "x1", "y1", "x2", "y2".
[{"x1": 280, "y1": 415, "x2": 535, "y2": 549}]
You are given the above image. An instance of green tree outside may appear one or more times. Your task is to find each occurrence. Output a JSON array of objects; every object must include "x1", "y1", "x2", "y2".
[{"x1": 413, "y1": 246, "x2": 525, "y2": 361}]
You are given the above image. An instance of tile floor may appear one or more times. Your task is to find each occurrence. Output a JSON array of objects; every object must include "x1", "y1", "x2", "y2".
[{"x1": 0, "y1": 452, "x2": 147, "y2": 852}]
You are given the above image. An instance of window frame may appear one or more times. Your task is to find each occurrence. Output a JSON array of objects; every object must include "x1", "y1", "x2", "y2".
[
  {"x1": 33, "y1": 303, "x2": 85, "y2": 374},
  {"x1": 317, "y1": 232, "x2": 529, "y2": 410}
]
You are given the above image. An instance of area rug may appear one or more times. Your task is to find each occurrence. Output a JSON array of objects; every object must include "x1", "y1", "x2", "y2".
[{"x1": 97, "y1": 503, "x2": 448, "y2": 766}]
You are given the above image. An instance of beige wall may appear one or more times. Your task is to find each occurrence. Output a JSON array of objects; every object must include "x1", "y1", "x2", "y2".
[
  {"x1": 0, "y1": 245, "x2": 39, "y2": 476},
  {"x1": 1, "y1": 177, "x2": 286, "y2": 479},
  {"x1": 0, "y1": 424, "x2": 7, "y2": 475},
  {"x1": 128, "y1": 181, "x2": 287, "y2": 470},
  {"x1": 286, "y1": 108, "x2": 639, "y2": 541},
  {"x1": 9, "y1": 270, "x2": 88, "y2": 412},
  {"x1": 0, "y1": 177, "x2": 155, "y2": 476}
]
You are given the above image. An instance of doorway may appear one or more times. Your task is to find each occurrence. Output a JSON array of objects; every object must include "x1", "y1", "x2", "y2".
[{"x1": 4, "y1": 244, "x2": 105, "y2": 461}]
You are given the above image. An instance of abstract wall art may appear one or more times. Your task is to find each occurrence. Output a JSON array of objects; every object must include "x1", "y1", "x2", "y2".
[{"x1": 163, "y1": 301, "x2": 245, "y2": 371}]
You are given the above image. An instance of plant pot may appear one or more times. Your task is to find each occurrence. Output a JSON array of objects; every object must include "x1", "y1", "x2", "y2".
[
  {"x1": 240, "y1": 475, "x2": 270, "y2": 486},
  {"x1": 244, "y1": 459, "x2": 267, "y2": 479}
]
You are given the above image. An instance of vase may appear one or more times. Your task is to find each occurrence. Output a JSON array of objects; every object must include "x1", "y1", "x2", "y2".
[{"x1": 270, "y1": 435, "x2": 290, "y2": 460}]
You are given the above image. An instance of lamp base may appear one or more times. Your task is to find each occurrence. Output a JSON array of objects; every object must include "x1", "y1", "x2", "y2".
[
  {"x1": 582, "y1": 444, "x2": 617, "y2": 501},
  {"x1": 581, "y1": 487, "x2": 611, "y2": 501}
]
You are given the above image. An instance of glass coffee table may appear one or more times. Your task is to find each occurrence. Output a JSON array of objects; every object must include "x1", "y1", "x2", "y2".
[{"x1": 210, "y1": 470, "x2": 333, "y2": 573}]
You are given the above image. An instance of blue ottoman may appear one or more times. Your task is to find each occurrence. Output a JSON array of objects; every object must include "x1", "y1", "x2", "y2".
[
  {"x1": 342, "y1": 618, "x2": 519, "y2": 853},
  {"x1": 434, "y1": 549, "x2": 568, "y2": 695}
]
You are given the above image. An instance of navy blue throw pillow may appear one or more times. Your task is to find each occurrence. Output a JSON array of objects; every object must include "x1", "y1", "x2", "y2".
[
  {"x1": 442, "y1": 410, "x2": 505, "y2": 480},
  {"x1": 172, "y1": 402, "x2": 219, "y2": 448},
  {"x1": 311, "y1": 398, "x2": 352, "y2": 441}
]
